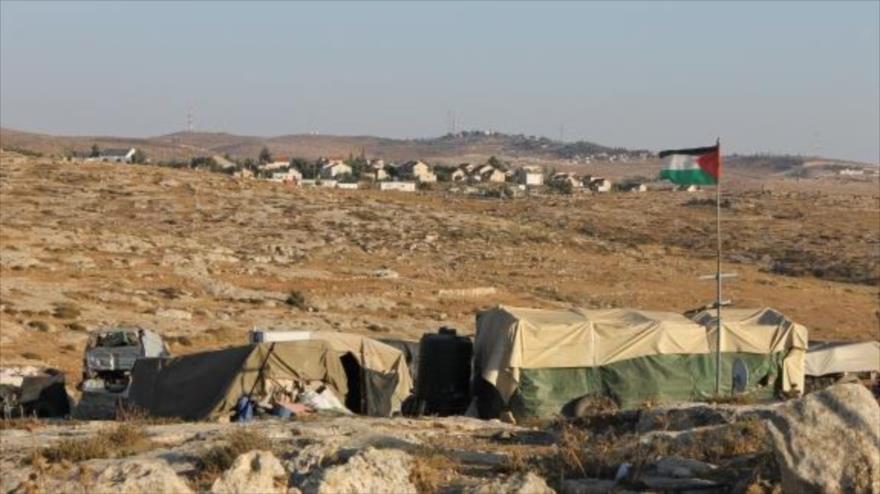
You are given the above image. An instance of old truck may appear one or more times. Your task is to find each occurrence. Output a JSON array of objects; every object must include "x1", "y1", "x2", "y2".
[{"x1": 81, "y1": 327, "x2": 169, "y2": 393}]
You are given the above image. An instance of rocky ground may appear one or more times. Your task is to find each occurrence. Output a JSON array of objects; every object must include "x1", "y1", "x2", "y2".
[
  {"x1": 1, "y1": 383, "x2": 878, "y2": 493},
  {"x1": 0, "y1": 152, "x2": 877, "y2": 382},
  {"x1": 1, "y1": 152, "x2": 879, "y2": 493}
]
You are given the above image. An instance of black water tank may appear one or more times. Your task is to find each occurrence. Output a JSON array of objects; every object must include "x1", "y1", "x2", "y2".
[{"x1": 415, "y1": 327, "x2": 473, "y2": 416}]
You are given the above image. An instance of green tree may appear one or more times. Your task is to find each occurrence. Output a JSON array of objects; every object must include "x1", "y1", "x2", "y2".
[
  {"x1": 344, "y1": 156, "x2": 368, "y2": 180},
  {"x1": 190, "y1": 156, "x2": 217, "y2": 169},
  {"x1": 289, "y1": 158, "x2": 313, "y2": 177},
  {"x1": 487, "y1": 155, "x2": 506, "y2": 170},
  {"x1": 258, "y1": 146, "x2": 272, "y2": 164},
  {"x1": 90, "y1": 144, "x2": 101, "y2": 158}
]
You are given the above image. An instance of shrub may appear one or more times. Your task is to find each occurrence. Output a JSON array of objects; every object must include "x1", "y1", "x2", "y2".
[
  {"x1": 285, "y1": 290, "x2": 307, "y2": 309},
  {"x1": 38, "y1": 423, "x2": 151, "y2": 463},
  {"x1": 410, "y1": 446, "x2": 458, "y2": 494},
  {"x1": 198, "y1": 428, "x2": 273, "y2": 475},
  {"x1": 52, "y1": 303, "x2": 81, "y2": 319}
]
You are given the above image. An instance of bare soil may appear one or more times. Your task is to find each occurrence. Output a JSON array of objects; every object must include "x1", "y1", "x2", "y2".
[{"x1": 0, "y1": 152, "x2": 877, "y2": 382}]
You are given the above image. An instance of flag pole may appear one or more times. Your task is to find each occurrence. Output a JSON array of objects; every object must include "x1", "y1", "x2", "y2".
[{"x1": 714, "y1": 137, "x2": 722, "y2": 395}]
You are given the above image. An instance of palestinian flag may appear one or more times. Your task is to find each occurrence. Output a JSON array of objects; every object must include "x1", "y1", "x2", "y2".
[{"x1": 659, "y1": 145, "x2": 721, "y2": 185}]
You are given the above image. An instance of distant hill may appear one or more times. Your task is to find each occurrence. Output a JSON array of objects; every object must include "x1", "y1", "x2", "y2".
[
  {"x1": 725, "y1": 154, "x2": 878, "y2": 179},
  {"x1": 0, "y1": 127, "x2": 646, "y2": 163},
  {"x1": 1, "y1": 127, "x2": 873, "y2": 175}
]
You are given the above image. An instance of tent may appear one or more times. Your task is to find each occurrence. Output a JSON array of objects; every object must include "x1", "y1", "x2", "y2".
[
  {"x1": 473, "y1": 306, "x2": 807, "y2": 418},
  {"x1": 0, "y1": 371, "x2": 71, "y2": 418},
  {"x1": 249, "y1": 330, "x2": 414, "y2": 416},
  {"x1": 127, "y1": 341, "x2": 348, "y2": 421},
  {"x1": 378, "y1": 337, "x2": 420, "y2": 383},
  {"x1": 805, "y1": 341, "x2": 880, "y2": 376}
]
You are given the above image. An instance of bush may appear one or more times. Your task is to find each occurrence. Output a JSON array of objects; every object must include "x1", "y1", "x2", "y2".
[
  {"x1": 285, "y1": 290, "x2": 307, "y2": 309},
  {"x1": 38, "y1": 423, "x2": 152, "y2": 463},
  {"x1": 6, "y1": 147, "x2": 43, "y2": 158},
  {"x1": 52, "y1": 303, "x2": 81, "y2": 319},
  {"x1": 198, "y1": 428, "x2": 273, "y2": 475}
]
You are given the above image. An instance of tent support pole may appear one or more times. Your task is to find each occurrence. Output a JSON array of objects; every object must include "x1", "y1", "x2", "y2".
[{"x1": 714, "y1": 138, "x2": 722, "y2": 396}]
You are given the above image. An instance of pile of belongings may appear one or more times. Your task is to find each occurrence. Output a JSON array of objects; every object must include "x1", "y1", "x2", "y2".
[
  {"x1": 232, "y1": 378, "x2": 352, "y2": 422},
  {"x1": 0, "y1": 366, "x2": 71, "y2": 418},
  {"x1": 128, "y1": 341, "x2": 352, "y2": 421},
  {"x1": 249, "y1": 330, "x2": 414, "y2": 416}
]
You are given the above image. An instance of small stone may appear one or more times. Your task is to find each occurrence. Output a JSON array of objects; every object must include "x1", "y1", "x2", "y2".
[{"x1": 154, "y1": 308, "x2": 192, "y2": 320}]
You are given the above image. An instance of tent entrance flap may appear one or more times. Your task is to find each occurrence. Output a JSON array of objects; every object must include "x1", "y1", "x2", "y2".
[{"x1": 340, "y1": 352, "x2": 364, "y2": 414}]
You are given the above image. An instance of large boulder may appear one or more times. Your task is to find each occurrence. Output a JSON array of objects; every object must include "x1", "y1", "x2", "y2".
[
  {"x1": 464, "y1": 472, "x2": 554, "y2": 494},
  {"x1": 211, "y1": 450, "x2": 287, "y2": 494},
  {"x1": 313, "y1": 447, "x2": 416, "y2": 494},
  {"x1": 92, "y1": 459, "x2": 193, "y2": 494},
  {"x1": 767, "y1": 383, "x2": 880, "y2": 493}
]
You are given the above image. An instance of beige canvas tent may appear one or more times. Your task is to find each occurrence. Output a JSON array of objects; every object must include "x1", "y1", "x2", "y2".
[
  {"x1": 692, "y1": 307, "x2": 808, "y2": 394},
  {"x1": 805, "y1": 341, "x2": 880, "y2": 376},
  {"x1": 128, "y1": 341, "x2": 348, "y2": 421},
  {"x1": 250, "y1": 330, "x2": 413, "y2": 416},
  {"x1": 473, "y1": 306, "x2": 808, "y2": 418}
]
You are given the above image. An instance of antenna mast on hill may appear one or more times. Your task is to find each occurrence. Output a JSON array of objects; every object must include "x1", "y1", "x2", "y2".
[{"x1": 187, "y1": 110, "x2": 194, "y2": 133}]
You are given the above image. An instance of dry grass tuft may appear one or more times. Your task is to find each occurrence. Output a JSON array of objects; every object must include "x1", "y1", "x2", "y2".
[
  {"x1": 285, "y1": 290, "x2": 308, "y2": 310},
  {"x1": 115, "y1": 402, "x2": 183, "y2": 425},
  {"x1": 199, "y1": 428, "x2": 272, "y2": 479},
  {"x1": 51, "y1": 303, "x2": 81, "y2": 319},
  {"x1": 635, "y1": 417, "x2": 770, "y2": 465},
  {"x1": 0, "y1": 417, "x2": 45, "y2": 431},
  {"x1": 37, "y1": 422, "x2": 153, "y2": 463},
  {"x1": 409, "y1": 445, "x2": 459, "y2": 494}
]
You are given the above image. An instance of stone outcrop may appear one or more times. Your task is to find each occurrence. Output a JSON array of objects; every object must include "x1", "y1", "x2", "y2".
[
  {"x1": 464, "y1": 472, "x2": 555, "y2": 494},
  {"x1": 211, "y1": 450, "x2": 287, "y2": 494},
  {"x1": 92, "y1": 459, "x2": 192, "y2": 494},
  {"x1": 312, "y1": 447, "x2": 416, "y2": 494},
  {"x1": 767, "y1": 383, "x2": 880, "y2": 493}
]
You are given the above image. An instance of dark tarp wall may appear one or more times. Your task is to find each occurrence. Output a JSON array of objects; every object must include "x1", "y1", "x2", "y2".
[
  {"x1": 128, "y1": 341, "x2": 348, "y2": 420},
  {"x1": 509, "y1": 352, "x2": 784, "y2": 417}
]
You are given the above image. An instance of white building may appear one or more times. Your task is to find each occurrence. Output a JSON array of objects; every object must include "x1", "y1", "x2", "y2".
[
  {"x1": 269, "y1": 168, "x2": 302, "y2": 183},
  {"x1": 320, "y1": 160, "x2": 352, "y2": 178},
  {"x1": 399, "y1": 160, "x2": 437, "y2": 183},
  {"x1": 213, "y1": 155, "x2": 239, "y2": 170},
  {"x1": 481, "y1": 167, "x2": 506, "y2": 183},
  {"x1": 380, "y1": 181, "x2": 417, "y2": 192},
  {"x1": 90, "y1": 148, "x2": 137, "y2": 163},
  {"x1": 517, "y1": 166, "x2": 544, "y2": 186},
  {"x1": 263, "y1": 160, "x2": 290, "y2": 171},
  {"x1": 449, "y1": 169, "x2": 466, "y2": 182},
  {"x1": 588, "y1": 177, "x2": 612, "y2": 193},
  {"x1": 552, "y1": 172, "x2": 582, "y2": 189}
]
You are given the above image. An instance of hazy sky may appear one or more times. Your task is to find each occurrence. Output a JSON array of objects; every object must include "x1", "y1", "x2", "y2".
[{"x1": 1, "y1": 1, "x2": 878, "y2": 161}]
